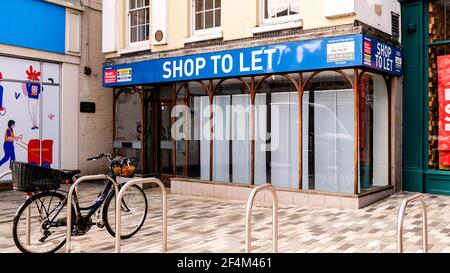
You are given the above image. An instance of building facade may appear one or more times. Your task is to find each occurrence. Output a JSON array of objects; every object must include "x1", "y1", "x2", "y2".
[
  {"x1": 401, "y1": 0, "x2": 450, "y2": 195},
  {"x1": 102, "y1": 0, "x2": 403, "y2": 209},
  {"x1": 0, "y1": 0, "x2": 112, "y2": 184}
]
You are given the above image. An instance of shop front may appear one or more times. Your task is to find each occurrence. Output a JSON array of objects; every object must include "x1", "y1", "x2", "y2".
[
  {"x1": 402, "y1": 0, "x2": 450, "y2": 195},
  {"x1": 103, "y1": 34, "x2": 403, "y2": 208}
]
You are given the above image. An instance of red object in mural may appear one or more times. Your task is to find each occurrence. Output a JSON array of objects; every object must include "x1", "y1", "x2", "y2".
[
  {"x1": 28, "y1": 139, "x2": 53, "y2": 167},
  {"x1": 16, "y1": 139, "x2": 53, "y2": 168},
  {"x1": 438, "y1": 55, "x2": 450, "y2": 166},
  {"x1": 26, "y1": 65, "x2": 40, "y2": 82}
]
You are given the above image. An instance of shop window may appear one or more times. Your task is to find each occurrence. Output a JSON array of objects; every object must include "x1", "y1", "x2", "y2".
[
  {"x1": 173, "y1": 82, "x2": 209, "y2": 180},
  {"x1": 209, "y1": 78, "x2": 251, "y2": 184},
  {"x1": 114, "y1": 88, "x2": 142, "y2": 173},
  {"x1": 174, "y1": 75, "x2": 300, "y2": 188},
  {"x1": 428, "y1": 45, "x2": 450, "y2": 170},
  {"x1": 429, "y1": 0, "x2": 450, "y2": 43},
  {"x1": 358, "y1": 73, "x2": 389, "y2": 191},
  {"x1": 193, "y1": 0, "x2": 221, "y2": 33},
  {"x1": 302, "y1": 71, "x2": 354, "y2": 193},
  {"x1": 256, "y1": 75, "x2": 299, "y2": 188},
  {"x1": 262, "y1": 0, "x2": 299, "y2": 24},
  {"x1": 128, "y1": 0, "x2": 150, "y2": 44}
]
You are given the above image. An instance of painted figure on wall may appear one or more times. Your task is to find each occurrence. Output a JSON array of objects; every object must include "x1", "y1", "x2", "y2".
[
  {"x1": 22, "y1": 66, "x2": 41, "y2": 130},
  {"x1": 0, "y1": 72, "x2": 5, "y2": 116},
  {"x1": 0, "y1": 120, "x2": 22, "y2": 168}
]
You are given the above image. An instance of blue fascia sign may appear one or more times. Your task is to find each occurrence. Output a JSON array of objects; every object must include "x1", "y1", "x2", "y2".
[{"x1": 103, "y1": 34, "x2": 402, "y2": 87}]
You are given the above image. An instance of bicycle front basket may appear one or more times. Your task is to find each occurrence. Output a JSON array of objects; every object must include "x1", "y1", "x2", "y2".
[{"x1": 12, "y1": 162, "x2": 65, "y2": 192}]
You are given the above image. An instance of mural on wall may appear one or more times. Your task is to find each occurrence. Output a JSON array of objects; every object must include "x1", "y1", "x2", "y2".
[
  {"x1": 0, "y1": 120, "x2": 21, "y2": 168},
  {"x1": 22, "y1": 65, "x2": 41, "y2": 130},
  {"x1": 0, "y1": 56, "x2": 60, "y2": 179},
  {"x1": 0, "y1": 72, "x2": 6, "y2": 116}
]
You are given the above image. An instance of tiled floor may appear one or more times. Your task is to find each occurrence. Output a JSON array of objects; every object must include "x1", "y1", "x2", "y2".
[{"x1": 0, "y1": 183, "x2": 448, "y2": 253}]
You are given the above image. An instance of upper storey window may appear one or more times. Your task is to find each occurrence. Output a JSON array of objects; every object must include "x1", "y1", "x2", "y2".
[
  {"x1": 262, "y1": 0, "x2": 299, "y2": 24},
  {"x1": 193, "y1": 0, "x2": 221, "y2": 33},
  {"x1": 129, "y1": 0, "x2": 150, "y2": 44}
]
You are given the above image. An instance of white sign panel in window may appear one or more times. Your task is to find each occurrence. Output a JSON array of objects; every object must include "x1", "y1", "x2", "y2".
[{"x1": 327, "y1": 41, "x2": 355, "y2": 63}]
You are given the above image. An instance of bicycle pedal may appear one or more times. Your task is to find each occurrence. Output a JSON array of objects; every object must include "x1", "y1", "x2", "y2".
[{"x1": 97, "y1": 222, "x2": 105, "y2": 228}]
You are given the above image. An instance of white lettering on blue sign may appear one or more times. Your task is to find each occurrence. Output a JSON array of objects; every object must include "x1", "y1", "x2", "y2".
[
  {"x1": 104, "y1": 35, "x2": 403, "y2": 87},
  {"x1": 222, "y1": 54, "x2": 233, "y2": 73},
  {"x1": 375, "y1": 43, "x2": 394, "y2": 72},
  {"x1": 163, "y1": 57, "x2": 207, "y2": 79}
]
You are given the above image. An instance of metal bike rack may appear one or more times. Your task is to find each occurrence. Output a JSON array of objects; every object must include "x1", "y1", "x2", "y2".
[
  {"x1": 66, "y1": 174, "x2": 119, "y2": 253},
  {"x1": 245, "y1": 183, "x2": 279, "y2": 253},
  {"x1": 0, "y1": 170, "x2": 12, "y2": 180},
  {"x1": 397, "y1": 193, "x2": 428, "y2": 253},
  {"x1": 115, "y1": 178, "x2": 167, "y2": 253}
]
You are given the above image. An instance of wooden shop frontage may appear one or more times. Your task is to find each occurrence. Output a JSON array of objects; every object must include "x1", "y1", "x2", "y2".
[{"x1": 102, "y1": 33, "x2": 403, "y2": 209}]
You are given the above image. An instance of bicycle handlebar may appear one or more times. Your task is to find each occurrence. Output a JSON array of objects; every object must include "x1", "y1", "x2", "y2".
[{"x1": 86, "y1": 153, "x2": 113, "y2": 162}]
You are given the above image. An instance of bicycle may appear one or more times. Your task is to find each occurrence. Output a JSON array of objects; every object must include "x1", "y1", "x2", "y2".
[{"x1": 11, "y1": 153, "x2": 148, "y2": 253}]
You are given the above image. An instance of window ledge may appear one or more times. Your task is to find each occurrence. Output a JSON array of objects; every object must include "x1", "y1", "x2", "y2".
[
  {"x1": 45, "y1": 0, "x2": 85, "y2": 11},
  {"x1": 183, "y1": 31, "x2": 223, "y2": 44},
  {"x1": 66, "y1": 51, "x2": 81, "y2": 57},
  {"x1": 251, "y1": 20, "x2": 303, "y2": 34},
  {"x1": 119, "y1": 43, "x2": 151, "y2": 54}
]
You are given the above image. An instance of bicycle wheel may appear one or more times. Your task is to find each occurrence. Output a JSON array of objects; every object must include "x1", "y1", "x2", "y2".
[
  {"x1": 12, "y1": 191, "x2": 73, "y2": 253},
  {"x1": 103, "y1": 185, "x2": 147, "y2": 239}
]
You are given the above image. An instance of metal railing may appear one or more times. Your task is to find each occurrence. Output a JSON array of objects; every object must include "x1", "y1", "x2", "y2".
[
  {"x1": 397, "y1": 193, "x2": 428, "y2": 253},
  {"x1": 0, "y1": 170, "x2": 32, "y2": 245},
  {"x1": 66, "y1": 175, "x2": 119, "y2": 253},
  {"x1": 245, "y1": 183, "x2": 278, "y2": 253},
  {"x1": 115, "y1": 178, "x2": 167, "y2": 253},
  {"x1": 0, "y1": 170, "x2": 12, "y2": 181}
]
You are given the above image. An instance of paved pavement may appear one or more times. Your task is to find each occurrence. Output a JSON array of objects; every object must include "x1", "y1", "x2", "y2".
[{"x1": 0, "y1": 182, "x2": 449, "y2": 253}]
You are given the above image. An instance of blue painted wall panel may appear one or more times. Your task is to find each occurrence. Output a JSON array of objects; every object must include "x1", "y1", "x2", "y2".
[{"x1": 0, "y1": 0, "x2": 66, "y2": 54}]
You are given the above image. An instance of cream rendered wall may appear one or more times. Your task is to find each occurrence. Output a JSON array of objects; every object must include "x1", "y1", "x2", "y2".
[
  {"x1": 301, "y1": 0, "x2": 356, "y2": 30},
  {"x1": 110, "y1": 0, "x2": 188, "y2": 54},
  {"x1": 222, "y1": 0, "x2": 257, "y2": 41},
  {"x1": 61, "y1": 63, "x2": 79, "y2": 170},
  {"x1": 152, "y1": 0, "x2": 188, "y2": 52},
  {"x1": 117, "y1": 0, "x2": 127, "y2": 51},
  {"x1": 105, "y1": 0, "x2": 403, "y2": 57}
]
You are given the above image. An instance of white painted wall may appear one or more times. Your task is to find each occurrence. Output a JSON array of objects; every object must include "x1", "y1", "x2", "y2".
[
  {"x1": 61, "y1": 63, "x2": 79, "y2": 169},
  {"x1": 355, "y1": 0, "x2": 401, "y2": 36},
  {"x1": 324, "y1": 0, "x2": 355, "y2": 18},
  {"x1": 102, "y1": 0, "x2": 117, "y2": 53}
]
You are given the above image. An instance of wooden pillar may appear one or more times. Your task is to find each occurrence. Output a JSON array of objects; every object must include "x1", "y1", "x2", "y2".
[
  {"x1": 172, "y1": 83, "x2": 177, "y2": 175},
  {"x1": 298, "y1": 73, "x2": 303, "y2": 190},
  {"x1": 184, "y1": 85, "x2": 190, "y2": 177},
  {"x1": 353, "y1": 68, "x2": 360, "y2": 195},
  {"x1": 140, "y1": 88, "x2": 145, "y2": 175},
  {"x1": 112, "y1": 89, "x2": 117, "y2": 157},
  {"x1": 250, "y1": 77, "x2": 256, "y2": 185},
  {"x1": 208, "y1": 80, "x2": 214, "y2": 181}
]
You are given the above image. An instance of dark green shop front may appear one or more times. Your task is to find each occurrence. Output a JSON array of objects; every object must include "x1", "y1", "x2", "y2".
[{"x1": 401, "y1": 0, "x2": 450, "y2": 194}]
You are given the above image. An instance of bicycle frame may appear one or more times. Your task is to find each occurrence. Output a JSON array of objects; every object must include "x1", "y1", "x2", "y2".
[{"x1": 37, "y1": 176, "x2": 119, "y2": 229}]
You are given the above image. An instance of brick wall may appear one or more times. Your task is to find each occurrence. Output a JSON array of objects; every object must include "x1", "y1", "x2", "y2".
[{"x1": 78, "y1": 5, "x2": 113, "y2": 175}]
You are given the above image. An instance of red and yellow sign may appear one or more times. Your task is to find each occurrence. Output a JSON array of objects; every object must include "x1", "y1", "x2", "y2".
[{"x1": 438, "y1": 55, "x2": 450, "y2": 166}]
